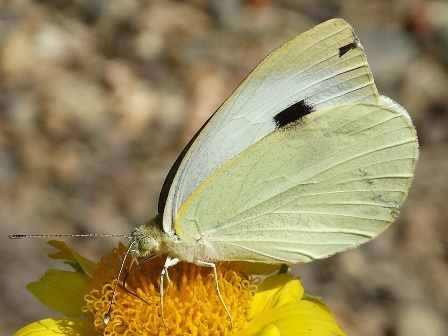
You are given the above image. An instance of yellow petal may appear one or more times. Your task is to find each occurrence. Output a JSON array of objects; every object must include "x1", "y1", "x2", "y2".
[
  {"x1": 247, "y1": 274, "x2": 303, "y2": 320},
  {"x1": 234, "y1": 300, "x2": 347, "y2": 336},
  {"x1": 27, "y1": 269, "x2": 90, "y2": 315},
  {"x1": 14, "y1": 317, "x2": 96, "y2": 336},
  {"x1": 47, "y1": 240, "x2": 97, "y2": 276},
  {"x1": 252, "y1": 324, "x2": 281, "y2": 336}
]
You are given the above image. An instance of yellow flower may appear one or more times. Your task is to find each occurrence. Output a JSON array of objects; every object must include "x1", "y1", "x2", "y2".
[{"x1": 14, "y1": 241, "x2": 347, "y2": 336}]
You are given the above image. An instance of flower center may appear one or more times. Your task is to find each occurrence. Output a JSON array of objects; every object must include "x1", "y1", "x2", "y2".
[{"x1": 83, "y1": 243, "x2": 254, "y2": 335}]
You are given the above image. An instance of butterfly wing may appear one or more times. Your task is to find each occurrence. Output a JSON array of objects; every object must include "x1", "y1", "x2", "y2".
[
  {"x1": 161, "y1": 19, "x2": 380, "y2": 233},
  {"x1": 173, "y1": 103, "x2": 418, "y2": 263}
]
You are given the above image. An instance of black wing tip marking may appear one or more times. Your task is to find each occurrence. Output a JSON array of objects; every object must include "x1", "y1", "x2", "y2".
[
  {"x1": 339, "y1": 38, "x2": 360, "y2": 57},
  {"x1": 274, "y1": 99, "x2": 314, "y2": 128}
]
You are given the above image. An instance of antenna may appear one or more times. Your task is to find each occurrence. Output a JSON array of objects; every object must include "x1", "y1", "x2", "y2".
[{"x1": 9, "y1": 233, "x2": 133, "y2": 239}]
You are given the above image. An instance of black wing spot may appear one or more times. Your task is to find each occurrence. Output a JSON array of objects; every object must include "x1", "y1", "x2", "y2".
[
  {"x1": 339, "y1": 41, "x2": 358, "y2": 57},
  {"x1": 274, "y1": 99, "x2": 314, "y2": 128}
]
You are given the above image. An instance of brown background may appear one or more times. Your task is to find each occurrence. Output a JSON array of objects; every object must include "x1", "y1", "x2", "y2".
[{"x1": 1, "y1": 1, "x2": 447, "y2": 335}]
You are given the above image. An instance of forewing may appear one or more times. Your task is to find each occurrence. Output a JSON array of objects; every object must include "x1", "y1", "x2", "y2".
[
  {"x1": 162, "y1": 19, "x2": 380, "y2": 233},
  {"x1": 174, "y1": 103, "x2": 418, "y2": 263}
]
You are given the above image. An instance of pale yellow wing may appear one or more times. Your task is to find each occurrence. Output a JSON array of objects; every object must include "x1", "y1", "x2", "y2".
[
  {"x1": 174, "y1": 103, "x2": 418, "y2": 263},
  {"x1": 161, "y1": 19, "x2": 380, "y2": 233}
]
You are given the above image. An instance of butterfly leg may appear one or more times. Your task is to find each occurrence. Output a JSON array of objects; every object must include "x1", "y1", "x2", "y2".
[
  {"x1": 160, "y1": 256, "x2": 180, "y2": 325},
  {"x1": 195, "y1": 260, "x2": 233, "y2": 328}
]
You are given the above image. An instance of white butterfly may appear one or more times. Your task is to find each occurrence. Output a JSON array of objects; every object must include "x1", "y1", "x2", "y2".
[
  {"x1": 127, "y1": 18, "x2": 419, "y2": 323},
  {"x1": 11, "y1": 18, "x2": 419, "y2": 325}
]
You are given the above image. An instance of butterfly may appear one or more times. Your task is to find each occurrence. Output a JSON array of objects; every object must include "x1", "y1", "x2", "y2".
[{"x1": 11, "y1": 18, "x2": 419, "y2": 325}]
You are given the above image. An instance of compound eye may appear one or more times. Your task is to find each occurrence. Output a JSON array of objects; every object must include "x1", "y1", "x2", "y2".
[{"x1": 138, "y1": 237, "x2": 155, "y2": 255}]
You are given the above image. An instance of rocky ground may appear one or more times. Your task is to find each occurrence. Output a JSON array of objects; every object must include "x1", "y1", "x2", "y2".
[{"x1": 1, "y1": 1, "x2": 448, "y2": 335}]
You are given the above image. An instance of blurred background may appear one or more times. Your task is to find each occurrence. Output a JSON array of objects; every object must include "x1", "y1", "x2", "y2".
[{"x1": 1, "y1": 0, "x2": 447, "y2": 335}]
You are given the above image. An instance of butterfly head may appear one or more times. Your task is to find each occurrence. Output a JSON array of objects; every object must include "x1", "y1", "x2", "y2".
[{"x1": 130, "y1": 216, "x2": 165, "y2": 257}]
